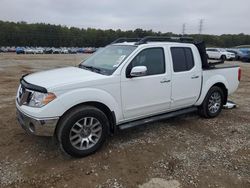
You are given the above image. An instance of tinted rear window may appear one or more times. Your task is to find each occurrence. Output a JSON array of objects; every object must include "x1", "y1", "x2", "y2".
[{"x1": 171, "y1": 47, "x2": 194, "y2": 72}]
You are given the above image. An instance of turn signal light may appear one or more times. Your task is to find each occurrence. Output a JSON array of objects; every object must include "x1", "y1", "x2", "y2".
[{"x1": 43, "y1": 93, "x2": 56, "y2": 105}]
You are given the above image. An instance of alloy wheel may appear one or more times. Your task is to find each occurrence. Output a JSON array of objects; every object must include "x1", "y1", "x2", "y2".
[{"x1": 69, "y1": 117, "x2": 102, "y2": 150}]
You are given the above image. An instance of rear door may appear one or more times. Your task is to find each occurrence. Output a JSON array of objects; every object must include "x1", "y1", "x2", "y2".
[{"x1": 170, "y1": 46, "x2": 202, "y2": 109}]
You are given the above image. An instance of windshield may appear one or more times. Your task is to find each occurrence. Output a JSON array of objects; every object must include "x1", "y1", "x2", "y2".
[
  {"x1": 79, "y1": 45, "x2": 137, "y2": 75},
  {"x1": 219, "y1": 49, "x2": 226, "y2": 52}
]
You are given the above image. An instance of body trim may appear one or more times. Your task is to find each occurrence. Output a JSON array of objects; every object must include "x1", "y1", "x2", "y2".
[
  {"x1": 21, "y1": 77, "x2": 48, "y2": 93},
  {"x1": 118, "y1": 107, "x2": 197, "y2": 130}
]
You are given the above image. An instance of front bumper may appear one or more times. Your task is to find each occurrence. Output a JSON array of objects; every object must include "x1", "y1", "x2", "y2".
[
  {"x1": 16, "y1": 107, "x2": 59, "y2": 136},
  {"x1": 227, "y1": 55, "x2": 236, "y2": 60}
]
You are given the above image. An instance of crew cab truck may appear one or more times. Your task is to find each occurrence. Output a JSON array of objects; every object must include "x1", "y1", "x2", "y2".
[{"x1": 16, "y1": 37, "x2": 241, "y2": 157}]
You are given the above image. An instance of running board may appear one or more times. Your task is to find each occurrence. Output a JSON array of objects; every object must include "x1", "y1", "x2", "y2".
[
  {"x1": 223, "y1": 100, "x2": 237, "y2": 109},
  {"x1": 118, "y1": 107, "x2": 197, "y2": 130}
]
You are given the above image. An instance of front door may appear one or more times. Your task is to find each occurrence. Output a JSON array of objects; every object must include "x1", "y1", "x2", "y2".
[{"x1": 121, "y1": 47, "x2": 171, "y2": 120}]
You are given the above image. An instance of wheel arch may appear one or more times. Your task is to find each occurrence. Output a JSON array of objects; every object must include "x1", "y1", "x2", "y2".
[
  {"x1": 212, "y1": 82, "x2": 228, "y2": 105},
  {"x1": 197, "y1": 82, "x2": 228, "y2": 105},
  {"x1": 195, "y1": 74, "x2": 229, "y2": 106},
  {"x1": 55, "y1": 101, "x2": 117, "y2": 138}
]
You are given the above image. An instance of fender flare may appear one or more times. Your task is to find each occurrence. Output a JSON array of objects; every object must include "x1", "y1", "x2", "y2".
[{"x1": 195, "y1": 75, "x2": 228, "y2": 106}]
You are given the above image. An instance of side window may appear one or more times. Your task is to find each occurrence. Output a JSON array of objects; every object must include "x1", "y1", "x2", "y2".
[
  {"x1": 126, "y1": 48, "x2": 165, "y2": 77},
  {"x1": 171, "y1": 47, "x2": 194, "y2": 72}
]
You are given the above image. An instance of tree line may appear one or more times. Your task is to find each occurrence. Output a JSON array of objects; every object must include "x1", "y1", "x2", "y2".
[{"x1": 0, "y1": 20, "x2": 250, "y2": 48}]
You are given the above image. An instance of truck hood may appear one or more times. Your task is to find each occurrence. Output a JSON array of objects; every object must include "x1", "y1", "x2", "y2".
[
  {"x1": 221, "y1": 52, "x2": 234, "y2": 56},
  {"x1": 24, "y1": 67, "x2": 107, "y2": 90}
]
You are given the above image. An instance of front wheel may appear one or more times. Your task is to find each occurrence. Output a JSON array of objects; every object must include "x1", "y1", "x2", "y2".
[
  {"x1": 220, "y1": 55, "x2": 226, "y2": 61},
  {"x1": 57, "y1": 106, "x2": 109, "y2": 157},
  {"x1": 199, "y1": 86, "x2": 224, "y2": 118}
]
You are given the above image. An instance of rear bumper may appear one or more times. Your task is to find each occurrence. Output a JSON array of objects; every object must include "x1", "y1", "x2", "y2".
[{"x1": 16, "y1": 107, "x2": 59, "y2": 136}]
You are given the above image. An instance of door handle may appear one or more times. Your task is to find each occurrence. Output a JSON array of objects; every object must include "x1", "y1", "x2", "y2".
[
  {"x1": 191, "y1": 75, "x2": 199, "y2": 79},
  {"x1": 160, "y1": 79, "x2": 171, "y2": 83}
]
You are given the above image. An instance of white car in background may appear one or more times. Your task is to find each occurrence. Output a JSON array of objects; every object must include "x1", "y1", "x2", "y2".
[
  {"x1": 34, "y1": 48, "x2": 44, "y2": 54},
  {"x1": 25, "y1": 47, "x2": 44, "y2": 54},
  {"x1": 24, "y1": 48, "x2": 35, "y2": 54},
  {"x1": 60, "y1": 48, "x2": 69, "y2": 54},
  {"x1": 206, "y1": 48, "x2": 235, "y2": 61},
  {"x1": 52, "y1": 48, "x2": 61, "y2": 54}
]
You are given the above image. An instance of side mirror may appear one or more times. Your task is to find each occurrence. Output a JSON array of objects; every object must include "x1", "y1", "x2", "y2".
[{"x1": 130, "y1": 66, "x2": 147, "y2": 77}]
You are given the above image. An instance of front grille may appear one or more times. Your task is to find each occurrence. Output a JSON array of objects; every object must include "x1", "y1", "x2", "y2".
[{"x1": 17, "y1": 85, "x2": 32, "y2": 105}]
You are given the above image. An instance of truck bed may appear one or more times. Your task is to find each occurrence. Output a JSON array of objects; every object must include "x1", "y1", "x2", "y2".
[
  {"x1": 202, "y1": 65, "x2": 240, "y2": 95},
  {"x1": 204, "y1": 64, "x2": 240, "y2": 70}
]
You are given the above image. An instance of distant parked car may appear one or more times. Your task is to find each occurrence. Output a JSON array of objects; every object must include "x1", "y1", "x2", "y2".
[
  {"x1": 7, "y1": 47, "x2": 16, "y2": 53},
  {"x1": 239, "y1": 48, "x2": 250, "y2": 54},
  {"x1": 16, "y1": 47, "x2": 25, "y2": 54},
  {"x1": 60, "y1": 48, "x2": 68, "y2": 54},
  {"x1": 84, "y1": 47, "x2": 96, "y2": 53},
  {"x1": 34, "y1": 47, "x2": 44, "y2": 54},
  {"x1": 206, "y1": 48, "x2": 235, "y2": 61},
  {"x1": 1, "y1": 47, "x2": 8, "y2": 53},
  {"x1": 68, "y1": 48, "x2": 77, "y2": 54},
  {"x1": 241, "y1": 51, "x2": 250, "y2": 62},
  {"x1": 45, "y1": 48, "x2": 53, "y2": 54},
  {"x1": 25, "y1": 48, "x2": 35, "y2": 54},
  {"x1": 238, "y1": 49, "x2": 250, "y2": 61},
  {"x1": 226, "y1": 49, "x2": 245, "y2": 60},
  {"x1": 77, "y1": 48, "x2": 85, "y2": 53},
  {"x1": 52, "y1": 48, "x2": 61, "y2": 54}
]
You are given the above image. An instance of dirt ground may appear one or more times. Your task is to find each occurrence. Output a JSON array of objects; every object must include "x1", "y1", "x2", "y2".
[{"x1": 0, "y1": 53, "x2": 249, "y2": 188}]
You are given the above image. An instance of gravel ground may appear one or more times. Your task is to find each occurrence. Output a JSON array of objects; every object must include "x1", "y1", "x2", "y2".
[{"x1": 0, "y1": 53, "x2": 249, "y2": 188}]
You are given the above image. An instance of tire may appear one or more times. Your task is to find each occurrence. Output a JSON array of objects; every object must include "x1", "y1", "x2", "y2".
[
  {"x1": 220, "y1": 55, "x2": 226, "y2": 61},
  {"x1": 198, "y1": 86, "x2": 224, "y2": 118},
  {"x1": 57, "y1": 105, "x2": 109, "y2": 158}
]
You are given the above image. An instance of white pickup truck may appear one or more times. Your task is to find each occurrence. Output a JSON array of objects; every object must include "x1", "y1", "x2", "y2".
[{"x1": 16, "y1": 37, "x2": 241, "y2": 157}]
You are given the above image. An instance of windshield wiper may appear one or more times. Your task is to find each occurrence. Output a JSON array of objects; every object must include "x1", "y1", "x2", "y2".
[{"x1": 79, "y1": 64, "x2": 101, "y2": 73}]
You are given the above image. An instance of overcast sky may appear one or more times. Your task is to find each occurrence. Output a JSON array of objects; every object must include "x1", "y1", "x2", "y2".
[{"x1": 0, "y1": 0, "x2": 249, "y2": 35}]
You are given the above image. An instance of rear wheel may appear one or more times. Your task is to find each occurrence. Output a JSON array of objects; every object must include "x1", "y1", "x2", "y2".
[
  {"x1": 57, "y1": 106, "x2": 109, "y2": 157},
  {"x1": 199, "y1": 86, "x2": 224, "y2": 118}
]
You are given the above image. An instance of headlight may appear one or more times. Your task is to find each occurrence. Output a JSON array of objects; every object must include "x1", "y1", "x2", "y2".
[{"x1": 29, "y1": 92, "x2": 56, "y2": 107}]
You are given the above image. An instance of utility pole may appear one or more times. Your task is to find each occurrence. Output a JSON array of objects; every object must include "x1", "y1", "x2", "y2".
[
  {"x1": 199, "y1": 19, "x2": 203, "y2": 35},
  {"x1": 182, "y1": 23, "x2": 186, "y2": 36}
]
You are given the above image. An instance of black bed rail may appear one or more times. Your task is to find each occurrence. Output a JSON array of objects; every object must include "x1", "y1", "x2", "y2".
[
  {"x1": 111, "y1": 36, "x2": 194, "y2": 45},
  {"x1": 111, "y1": 38, "x2": 141, "y2": 44},
  {"x1": 135, "y1": 36, "x2": 194, "y2": 45}
]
